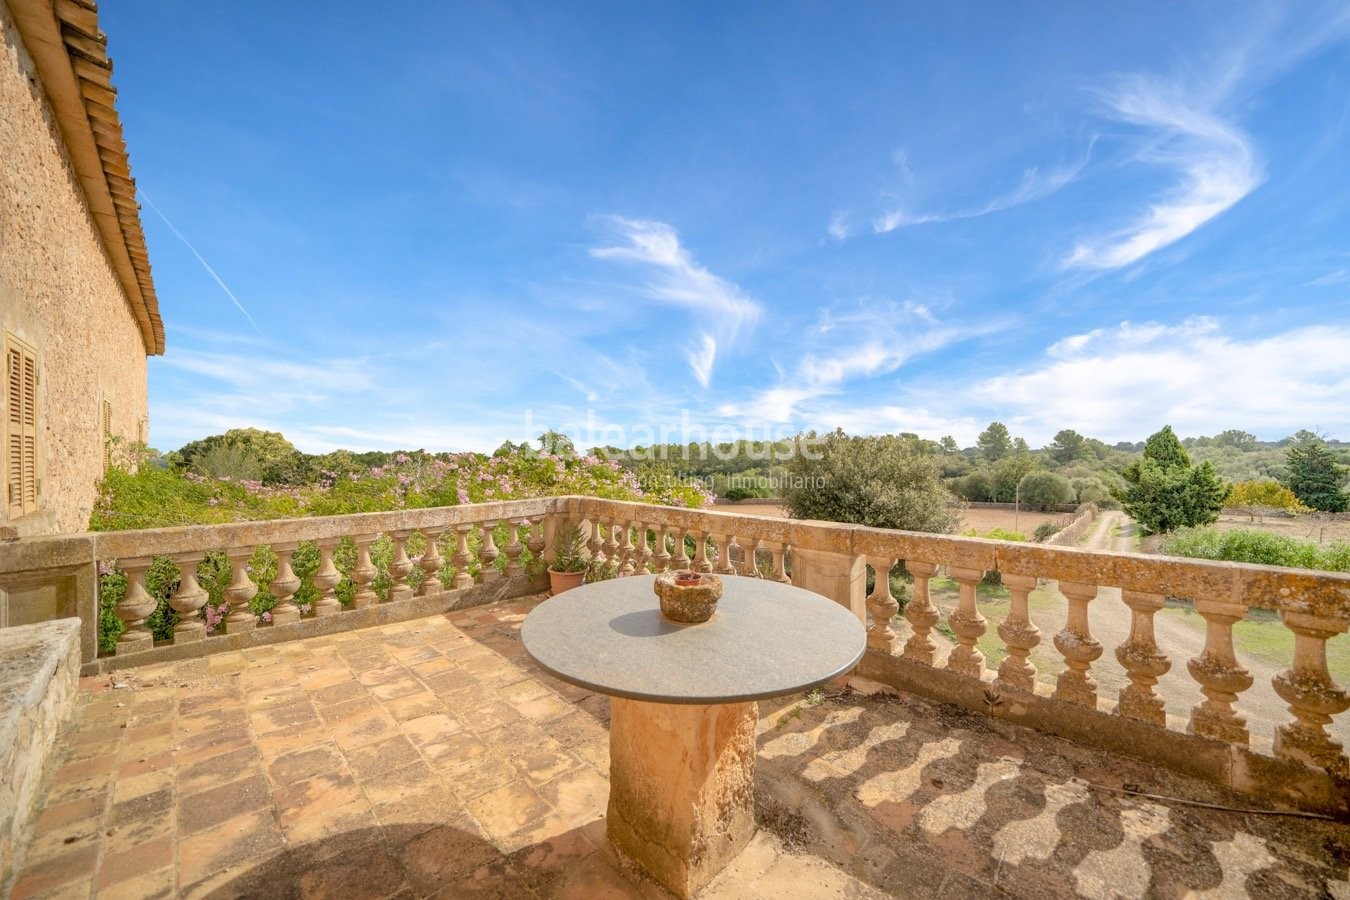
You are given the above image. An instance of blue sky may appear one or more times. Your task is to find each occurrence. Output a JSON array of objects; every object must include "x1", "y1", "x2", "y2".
[{"x1": 102, "y1": 2, "x2": 1350, "y2": 454}]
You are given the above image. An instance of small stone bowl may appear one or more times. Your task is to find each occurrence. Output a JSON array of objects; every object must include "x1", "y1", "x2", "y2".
[{"x1": 654, "y1": 571, "x2": 724, "y2": 623}]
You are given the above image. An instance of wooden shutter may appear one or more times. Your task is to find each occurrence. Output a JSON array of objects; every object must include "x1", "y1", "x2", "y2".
[{"x1": 6, "y1": 340, "x2": 38, "y2": 518}]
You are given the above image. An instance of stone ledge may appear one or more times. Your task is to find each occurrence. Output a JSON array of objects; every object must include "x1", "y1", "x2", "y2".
[{"x1": 0, "y1": 618, "x2": 81, "y2": 889}]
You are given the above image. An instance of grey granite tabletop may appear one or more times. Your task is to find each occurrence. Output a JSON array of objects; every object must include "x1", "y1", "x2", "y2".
[{"x1": 520, "y1": 574, "x2": 866, "y2": 704}]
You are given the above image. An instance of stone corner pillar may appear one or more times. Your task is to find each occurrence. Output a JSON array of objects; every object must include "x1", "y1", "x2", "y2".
[{"x1": 788, "y1": 547, "x2": 867, "y2": 625}]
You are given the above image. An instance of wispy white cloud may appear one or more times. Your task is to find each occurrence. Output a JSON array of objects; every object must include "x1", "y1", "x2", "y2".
[
  {"x1": 827, "y1": 210, "x2": 850, "y2": 241},
  {"x1": 1062, "y1": 80, "x2": 1262, "y2": 270},
  {"x1": 968, "y1": 319, "x2": 1350, "y2": 442},
  {"x1": 1308, "y1": 268, "x2": 1349, "y2": 287},
  {"x1": 874, "y1": 156, "x2": 1090, "y2": 235},
  {"x1": 590, "y1": 216, "x2": 761, "y2": 387},
  {"x1": 725, "y1": 299, "x2": 988, "y2": 423}
]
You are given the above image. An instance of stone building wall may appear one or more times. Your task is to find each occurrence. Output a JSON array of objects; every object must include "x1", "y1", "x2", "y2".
[{"x1": 0, "y1": 0, "x2": 149, "y2": 539}]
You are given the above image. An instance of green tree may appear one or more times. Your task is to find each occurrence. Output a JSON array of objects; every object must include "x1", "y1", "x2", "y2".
[
  {"x1": 783, "y1": 431, "x2": 958, "y2": 533},
  {"x1": 976, "y1": 421, "x2": 1012, "y2": 463},
  {"x1": 177, "y1": 428, "x2": 307, "y2": 484},
  {"x1": 1214, "y1": 429, "x2": 1257, "y2": 451},
  {"x1": 992, "y1": 454, "x2": 1037, "y2": 503},
  {"x1": 1048, "y1": 429, "x2": 1087, "y2": 465},
  {"x1": 1018, "y1": 471, "x2": 1074, "y2": 510},
  {"x1": 1285, "y1": 438, "x2": 1349, "y2": 512},
  {"x1": 939, "y1": 435, "x2": 960, "y2": 453},
  {"x1": 1112, "y1": 425, "x2": 1228, "y2": 534}
]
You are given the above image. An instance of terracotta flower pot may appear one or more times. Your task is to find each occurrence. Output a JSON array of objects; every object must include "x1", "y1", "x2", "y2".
[{"x1": 548, "y1": 568, "x2": 585, "y2": 596}]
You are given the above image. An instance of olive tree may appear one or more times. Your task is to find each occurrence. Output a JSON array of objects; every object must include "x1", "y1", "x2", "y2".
[{"x1": 783, "y1": 430, "x2": 959, "y2": 533}]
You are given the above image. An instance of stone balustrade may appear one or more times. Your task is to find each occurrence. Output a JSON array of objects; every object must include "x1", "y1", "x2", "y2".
[{"x1": 1, "y1": 495, "x2": 1346, "y2": 813}]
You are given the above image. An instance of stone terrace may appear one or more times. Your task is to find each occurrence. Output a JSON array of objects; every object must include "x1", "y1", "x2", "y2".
[{"x1": 10, "y1": 595, "x2": 1349, "y2": 899}]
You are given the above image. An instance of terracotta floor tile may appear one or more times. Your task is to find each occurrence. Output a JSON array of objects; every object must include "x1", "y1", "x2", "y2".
[
  {"x1": 465, "y1": 779, "x2": 552, "y2": 844},
  {"x1": 111, "y1": 768, "x2": 175, "y2": 804},
  {"x1": 311, "y1": 679, "x2": 371, "y2": 707},
  {"x1": 345, "y1": 735, "x2": 422, "y2": 778},
  {"x1": 178, "y1": 808, "x2": 285, "y2": 887},
  {"x1": 267, "y1": 743, "x2": 347, "y2": 786},
  {"x1": 401, "y1": 712, "x2": 464, "y2": 749},
  {"x1": 178, "y1": 770, "x2": 271, "y2": 836},
  {"x1": 9, "y1": 843, "x2": 99, "y2": 898},
  {"x1": 255, "y1": 720, "x2": 334, "y2": 761},
  {"x1": 177, "y1": 744, "x2": 263, "y2": 795},
  {"x1": 369, "y1": 677, "x2": 427, "y2": 702},
  {"x1": 117, "y1": 748, "x2": 174, "y2": 779},
  {"x1": 330, "y1": 707, "x2": 401, "y2": 752},
  {"x1": 33, "y1": 793, "x2": 105, "y2": 832},
  {"x1": 98, "y1": 866, "x2": 175, "y2": 900},
  {"x1": 281, "y1": 797, "x2": 380, "y2": 854},
  {"x1": 97, "y1": 834, "x2": 173, "y2": 890},
  {"x1": 249, "y1": 698, "x2": 321, "y2": 735},
  {"x1": 393, "y1": 822, "x2": 503, "y2": 895},
  {"x1": 386, "y1": 691, "x2": 449, "y2": 722},
  {"x1": 358, "y1": 759, "x2": 441, "y2": 806},
  {"x1": 274, "y1": 770, "x2": 365, "y2": 829}
]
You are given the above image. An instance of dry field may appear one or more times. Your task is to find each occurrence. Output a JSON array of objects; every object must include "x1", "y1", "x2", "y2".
[{"x1": 713, "y1": 502, "x2": 1070, "y2": 538}]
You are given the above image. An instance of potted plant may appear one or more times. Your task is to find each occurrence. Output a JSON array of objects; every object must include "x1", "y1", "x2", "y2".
[{"x1": 548, "y1": 521, "x2": 589, "y2": 595}]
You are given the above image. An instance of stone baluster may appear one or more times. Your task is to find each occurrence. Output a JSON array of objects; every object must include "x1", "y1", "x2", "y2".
[
  {"x1": 1115, "y1": 590, "x2": 1170, "y2": 726},
  {"x1": 674, "y1": 529, "x2": 692, "y2": 570},
  {"x1": 311, "y1": 539, "x2": 343, "y2": 616},
  {"x1": 1052, "y1": 581, "x2": 1102, "y2": 707},
  {"x1": 693, "y1": 530, "x2": 712, "y2": 573},
  {"x1": 387, "y1": 531, "x2": 415, "y2": 600},
  {"x1": 526, "y1": 518, "x2": 545, "y2": 563},
  {"x1": 866, "y1": 556, "x2": 901, "y2": 655},
  {"x1": 114, "y1": 557, "x2": 156, "y2": 654},
  {"x1": 734, "y1": 538, "x2": 757, "y2": 577},
  {"x1": 451, "y1": 524, "x2": 475, "y2": 589},
  {"x1": 168, "y1": 552, "x2": 208, "y2": 643},
  {"x1": 634, "y1": 522, "x2": 653, "y2": 574},
  {"x1": 946, "y1": 567, "x2": 988, "y2": 677},
  {"x1": 618, "y1": 522, "x2": 637, "y2": 576},
  {"x1": 501, "y1": 519, "x2": 525, "y2": 577},
  {"x1": 418, "y1": 527, "x2": 445, "y2": 596},
  {"x1": 350, "y1": 535, "x2": 379, "y2": 608},
  {"x1": 602, "y1": 520, "x2": 621, "y2": 566},
  {"x1": 713, "y1": 534, "x2": 736, "y2": 575},
  {"x1": 771, "y1": 543, "x2": 791, "y2": 584},
  {"x1": 1186, "y1": 598, "x2": 1254, "y2": 745},
  {"x1": 589, "y1": 517, "x2": 608, "y2": 564},
  {"x1": 995, "y1": 574, "x2": 1040, "y2": 693},
  {"x1": 223, "y1": 547, "x2": 259, "y2": 632},
  {"x1": 268, "y1": 542, "x2": 303, "y2": 624},
  {"x1": 1272, "y1": 611, "x2": 1349, "y2": 776},
  {"x1": 654, "y1": 527, "x2": 674, "y2": 571},
  {"x1": 902, "y1": 561, "x2": 941, "y2": 665},
  {"x1": 479, "y1": 521, "x2": 501, "y2": 582},
  {"x1": 743, "y1": 540, "x2": 764, "y2": 578}
]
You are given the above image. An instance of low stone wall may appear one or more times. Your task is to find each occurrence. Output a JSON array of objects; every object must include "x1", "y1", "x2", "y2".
[
  {"x1": 1041, "y1": 503, "x2": 1100, "y2": 546},
  {"x1": 0, "y1": 618, "x2": 80, "y2": 888}
]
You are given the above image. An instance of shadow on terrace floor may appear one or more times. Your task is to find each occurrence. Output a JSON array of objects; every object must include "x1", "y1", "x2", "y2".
[{"x1": 10, "y1": 594, "x2": 1350, "y2": 899}]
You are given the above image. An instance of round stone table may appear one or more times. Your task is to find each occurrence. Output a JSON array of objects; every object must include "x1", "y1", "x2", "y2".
[{"x1": 521, "y1": 574, "x2": 865, "y2": 898}]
